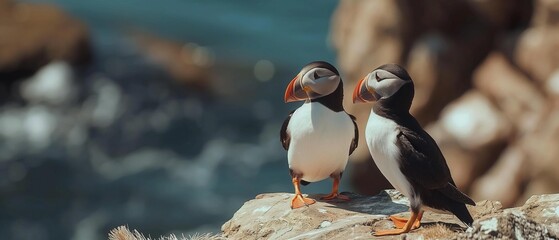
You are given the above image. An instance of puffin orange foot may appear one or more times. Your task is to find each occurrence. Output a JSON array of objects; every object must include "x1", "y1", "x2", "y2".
[
  {"x1": 320, "y1": 193, "x2": 350, "y2": 201},
  {"x1": 374, "y1": 228, "x2": 410, "y2": 236},
  {"x1": 389, "y1": 215, "x2": 421, "y2": 229},
  {"x1": 374, "y1": 210, "x2": 422, "y2": 235},
  {"x1": 291, "y1": 194, "x2": 316, "y2": 209}
]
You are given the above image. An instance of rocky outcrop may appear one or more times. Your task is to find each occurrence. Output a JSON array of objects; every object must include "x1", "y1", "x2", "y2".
[
  {"x1": 458, "y1": 194, "x2": 559, "y2": 239},
  {"x1": 332, "y1": 0, "x2": 559, "y2": 208},
  {"x1": 108, "y1": 191, "x2": 559, "y2": 239},
  {"x1": 219, "y1": 191, "x2": 559, "y2": 239},
  {"x1": 0, "y1": 0, "x2": 91, "y2": 100},
  {"x1": 131, "y1": 33, "x2": 214, "y2": 91}
]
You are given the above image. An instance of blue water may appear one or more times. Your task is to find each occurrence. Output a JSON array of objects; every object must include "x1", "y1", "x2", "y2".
[
  {"x1": 27, "y1": 0, "x2": 337, "y2": 65},
  {"x1": 2, "y1": 1, "x2": 347, "y2": 240}
]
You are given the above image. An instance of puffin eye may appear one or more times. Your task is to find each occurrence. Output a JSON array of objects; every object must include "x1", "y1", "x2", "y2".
[
  {"x1": 375, "y1": 72, "x2": 382, "y2": 82},
  {"x1": 313, "y1": 71, "x2": 320, "y2": 79}
]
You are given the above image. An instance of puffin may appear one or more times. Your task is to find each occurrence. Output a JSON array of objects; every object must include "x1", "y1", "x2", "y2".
[
  {"x1": 352, "y1": 64, "x2": 475, "y2": 236},
  {"x1": 281, "y1": 61, "x2": 358, "y2": 209}
]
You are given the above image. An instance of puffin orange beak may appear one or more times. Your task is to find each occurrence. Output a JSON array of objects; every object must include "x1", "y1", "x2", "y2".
[
  {"x1": 352, "y1": 77, "x2": 378, "y2": 103},
  {"x1": 284, "y1": 75, "x2": 308, "y2": 102}
]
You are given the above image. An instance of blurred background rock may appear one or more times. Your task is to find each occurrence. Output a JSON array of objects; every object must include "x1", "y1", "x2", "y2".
[
  {"x1": 0, "y1": 0, "x2": 558, "y2": 239},
  {"x1": 335, "y1": 0, "x2": 559, "y2": 210}
]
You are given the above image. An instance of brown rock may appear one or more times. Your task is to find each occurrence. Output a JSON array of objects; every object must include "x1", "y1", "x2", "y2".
[
  {"x1": 0, "y1": 1, "x2": 91, "y2": 80},
  {"x1": 0, "y1": 0, "x2": 91, "y2": 103},
  {"x1": 472, "y1": 0, "x2": 533, "y2": 29},
  {"x1": 521, "y1": 193, "x2": 559, "y2": 233},
  {"x1": 459, "y1": 193, "x2": 559, "y2": 239},
  {"x1": 398, "y1": 0, "x2": 495, "y2": 124},
  {"x1": 333, "y1": 0, "x2": 495, "y2": 197},
  {"x1": 420, "y1": 91, "x2": 511, "y2": 192},
  {"x1": 330, "y1": 0, "x2": 405, "y2": 83},
  {"x1": 470, "y1": 145, "x2": 528, "y2": 207},
  {"x1": 514, "y1": 27, "x2": 559, "y2": 84},
  {"x1": 519, "y1": 177, "x2": 559, "y2": 208},
  {"x1": 474, "y1": 52, "x2": 546, "y2": 134},
  {"x1": 405, "y1": 35, "x2": 441, "y2": 122},
  {"x1": 333, "y1": 0, "x2": 495, "y2": 125},
  {"x1": 457, "y1": 212, "x2": 556, "y2": 239},
  {"x1": 520, "y1": 106, "x2": 559, "y2": 182},
  {"x1": 510, "y1": 105, "x2": 559, "y2": 206},
  {"x1": 468, "y1": 199, "x2": 503, "y2": 218},
  {"x1": 332, "y1": 0, "x2": 559, "y2": 222},
  {"x1": 107, "y1": 192, "x2": 559, "y2": 239},
  {"x1": 217, "y1": 191, "x2": 558, "y2": 239},
  {"x1": 407, "y1": 31, "x2": 493, "y2": 124},
  {"x1": 531, "y1": 0, "x2": 559, "y2": 27},
  {"x1": 546, "y1": 70, "x2": 559, "y2": 98},
  {"x1": 221, "y1": 190, "x2": 470, "y2": 240},
  {"x1": 131, "y1": 33, "x2": 213, "y2": 90},
  {"x1": 438, "y1": 91, "x2": 512, "y2": 150},
  {"x1": 514, "y1": 0, "x2": 559, "y2": 84}
]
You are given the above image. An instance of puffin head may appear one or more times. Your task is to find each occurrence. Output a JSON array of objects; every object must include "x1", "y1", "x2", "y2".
[
  {"x1": 352, "y1": 64, "x2": 413, "y2": 104},
  {"x1": 284, "y1": 61, "x2": 341, "y2": 103}
]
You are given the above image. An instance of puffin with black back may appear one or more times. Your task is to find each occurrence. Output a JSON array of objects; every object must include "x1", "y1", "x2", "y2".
[
  {"x1": 281, "y1": 61, "x2": 358, "y2": 209},
  {"x1": 352, "y1": 64, "x2": 475, "y2": 236}
]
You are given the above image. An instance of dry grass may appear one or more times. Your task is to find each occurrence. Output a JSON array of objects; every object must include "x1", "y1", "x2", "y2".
[
  {"x1": 415, "y1": 223, "x2": 456, "y2": 239},
  {"x1": 108, "y1": 225, "x2": 220, "y2": 240}
]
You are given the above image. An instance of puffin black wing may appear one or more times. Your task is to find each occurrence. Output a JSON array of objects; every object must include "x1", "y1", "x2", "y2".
[
  {"x1": 280, "y1": 110, "x2": 295, "y2": 150},
  {"x1": 396, "y1": 122, "x2": 475, "y2": 206},
  {"x1": 396, "y1": 126, "x2": 450, "y2": 189},
  {"x1": 349, "y1": 114, "x2": 359, "y2": 155}
]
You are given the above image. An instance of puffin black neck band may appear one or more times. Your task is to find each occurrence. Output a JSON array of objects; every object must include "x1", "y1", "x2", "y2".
[
  {"x1": 311, "y1": 81, "x2": 345, "y2": 112},
  {"x1": 373, "y1": 82, "x2": 414, "y2": 119}
]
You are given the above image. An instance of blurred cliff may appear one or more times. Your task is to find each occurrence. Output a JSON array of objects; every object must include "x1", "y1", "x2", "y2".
[
  {"x1": 0, "y1": 0, "x2": 91, "y2": 99},
  {"x1": 0, "y1": 0, "x2": 339, "y2": 239},
  {"x1": 332, "y1": 0, "x2": 559, "y2": 208}
]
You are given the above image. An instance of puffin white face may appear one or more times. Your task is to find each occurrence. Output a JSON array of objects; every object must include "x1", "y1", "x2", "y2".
[
  {"x1": 365, "y1": 69, "x2": 408, "y2": 99},
  {"x1": 300, "y1": 67, "x2": 340, "y2": 96},
  {"x1": 285, "y1": 63, "x2": 341, "y2": 102},
  {"x1": 353, "y1": 64, "x2": 411, "y2": 103}
]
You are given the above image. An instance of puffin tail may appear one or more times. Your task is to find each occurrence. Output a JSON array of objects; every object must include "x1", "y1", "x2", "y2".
[
  {"x1": 300, "y1": 180, "x2": 311, "y2": 186},
  {"x1": 449, "y1": 202, "x2": 474, "y2": 227},
  {"x1": 438, "y1": 184, "x2": 475, "y2": 226},
  {"x1": 440, "y1": 184, "x2": 476, "y2": 206}
]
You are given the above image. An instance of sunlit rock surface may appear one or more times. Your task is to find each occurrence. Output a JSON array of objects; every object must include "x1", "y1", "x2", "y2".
[
  {"x1": 113, "y1": 191, "x2": 559, "y2": 239},
  {"x1": 220, "y1": 191, "x2": 559, "y2": 239}
]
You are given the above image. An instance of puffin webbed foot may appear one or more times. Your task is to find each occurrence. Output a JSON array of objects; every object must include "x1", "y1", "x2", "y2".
[
  {"x1": 389, "y1": 214, "x2": 421, "y2": 229},
  {"x1": 320, "y1": 192, "x2": 350, "y2": 201},
  {"x1": 373, "y1": 210, "x2": 422, "y2": 236},
  {"x1": 291, "y1": 194, "x2": 316, "y2": 209},
  {"x1": 321, "y1": 174, "x2": 350, "y2": 201}
]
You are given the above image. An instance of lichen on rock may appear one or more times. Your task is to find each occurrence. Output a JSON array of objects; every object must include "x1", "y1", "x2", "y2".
[
  {"x1": 108, "y1": 191, "x2": 559, "y2": 239},
  {"x1": 218, "y1": 191, "x2": 559, "y2": 240}
]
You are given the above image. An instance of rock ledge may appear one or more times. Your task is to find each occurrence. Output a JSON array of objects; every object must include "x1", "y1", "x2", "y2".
[
  {"x1": 220, "y1": 190, "x2": 559, "y2": 240},
  {"x1": 108, "y1": 191, "x2": 559, "y2": 240}
]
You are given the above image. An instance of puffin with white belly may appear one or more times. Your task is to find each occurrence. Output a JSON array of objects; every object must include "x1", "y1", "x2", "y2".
[
  {"x1": 281, "y1": 61, "x2": 358, "y2": 209},
  {"x1": 352, "y1": 64, "x2": 475, "y2": 236}
]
